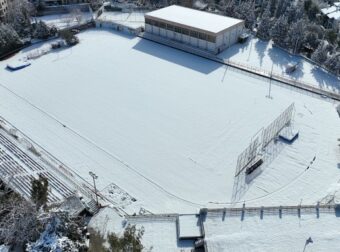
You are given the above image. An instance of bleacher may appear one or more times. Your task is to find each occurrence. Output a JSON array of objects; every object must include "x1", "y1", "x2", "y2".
[{"x1": 0, "y1": 130, "x2": 75, "y2": 203}]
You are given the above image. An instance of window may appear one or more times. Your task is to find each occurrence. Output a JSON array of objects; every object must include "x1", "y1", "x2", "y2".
[
  {"x1": 199, "y1": 32, "x2": 206, "y2": 40},
  {"x1": 166, "y1": 24, "x2": 174, "y2": 31},
  {"x1": 145, "y1": 18, "x2": 154, "y2": 25},
  {"x1": 182, "y1": 28, "x2": 189, "y2": 35},
  {"x1": 207, "y1": 35, "x2": 216, "y2": 43},
  {"x1": 190, "y1": 30, "x2": 198, "y2": 38}
]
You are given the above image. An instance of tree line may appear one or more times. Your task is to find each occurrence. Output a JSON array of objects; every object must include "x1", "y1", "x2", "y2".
[{"x1": 0, "y1": 0, "x2": 56, "y2": 57}]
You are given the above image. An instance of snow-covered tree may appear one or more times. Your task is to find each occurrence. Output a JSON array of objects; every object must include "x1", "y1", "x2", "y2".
[
  {"x1": 268, "y1": 0, "x2": 278, "y2": 17},
  {"x1": 257, "y1": 5, "x2": 272, "y2": 40},
  {"x1": 27, "y1": 212, "x2": 88, "y2": 252},
  {"x1": 5, "y1": 0, "x2": 35, "y2": 38},
  {"x1": 0, "y1": 193, "x2": 42, "y2": 247},
  {"x1": 311, "y1": 40, "x2": 329, "y2": 65},
  {"x1": 0, "y1": 24, "x2": 23, "y2": 56},
  {"x1": 324, "y1": 53, "x2": 340, "y2": 75},
  {"x1": 284, "y1": 1, "x2": 304, "y2": 24},
  {"x1": 286, "y1": 19, "x2": 306, "y2": 53},
  {"x1": 107, "y1": 225, "x2": 145, "y2": 252},
  {"x1": 270, "y1": 16, "x2": 289, "y2": 47},
  {"x1": 235, "y1": 0, "x2": 256, "y2": 29},
  {"x1": 275, "y1": 0, "x2": 291, "y2": 18},
  {"x1": 303, "y1": 31, "x2": 320, "y2": 51},
  {"x1": 31, "y1": 174, "x2": 49, "y2": 210},
  {"x1": 33, "y1": 21, "x2": 54, "y2": 40}
]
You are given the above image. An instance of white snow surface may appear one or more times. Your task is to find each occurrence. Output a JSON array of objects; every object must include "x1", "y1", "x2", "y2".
[
  {"x1": 88, "y1": 207, "x2": 125, "y2": 236},
  {"x1": 145, "y1": 5, "x2": 243, "y2": 34},
  {"x1": 0, "y1": 30, "x2": 339, "y2": 214},
  {"x1": 204, "y1": 209, "x2": 340, "y2": 252},
  {"x1": 178, "y1": 214, "x2": 202, "y2": 238},
  {"x1": 128, "y1": 216, "x2": 194, "y2": 251},
  {"x1": 218, "y1": 38, "x2": 340, "y2": 94}
]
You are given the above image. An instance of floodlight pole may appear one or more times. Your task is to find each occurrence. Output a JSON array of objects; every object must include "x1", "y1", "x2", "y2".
[
  {"x1": 266, "y1": 63, "x2": 274, "y2": 99},
  {"x1": 89, "y1": 171, "x2": 99, "y2": 206}
]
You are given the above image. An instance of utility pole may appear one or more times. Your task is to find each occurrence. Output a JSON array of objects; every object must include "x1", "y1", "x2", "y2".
[
  {"x1": 89, "y1": 171, "x2": 99, "y2": 206},
  {"x1": 266, "y1": 63, "x2": 274, "y2": 99}
]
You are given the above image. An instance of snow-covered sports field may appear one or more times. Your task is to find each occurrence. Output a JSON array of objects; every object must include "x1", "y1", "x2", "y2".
[{"x1": 0, "y1": 30, "x2": 339, "y2": 213}]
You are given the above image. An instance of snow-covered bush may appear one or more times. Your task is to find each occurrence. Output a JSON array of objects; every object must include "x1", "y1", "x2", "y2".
[{"x1": 59, "y1": 30, "x2": 79, "y2": 46}]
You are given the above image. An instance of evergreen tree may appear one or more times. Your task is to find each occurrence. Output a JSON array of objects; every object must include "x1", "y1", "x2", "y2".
[
  {"x1": 33, "y1": 21, "x2": 56, "y2": 39},
  {"x1": 31, "y1": 174, "x2": 49, "y2": 209},
  {"x1": 107, "y1": 225, "x2": 145, "y2": 252},
  {"x1": 303, "y1": 31, "x2": 320, "y2": 50},
  {"x1": 275, "y1": 0, "x2": 291, "y2": 18},
  {"x1": 324, "y1": 53, "x2": 340, "y2": 75},
  {"x1": 5, "y1": 0, "x2": 35, "y2": 38},
  {"x1": 257, "y1": 5, "x2": 272, "y2": 40},
  {"x1": 270, "y1": 16, "x2": 289, "y2": 48},
  {"x1": 269, "y1": 0, "x2": 278, "y2": 17},
  {"x1": 311, "y1": 40, "x2": 329, "y2": 65},
  {"x1": 0, "y1": 24, "x2": 23, "y2": 56},
  {"x1": 286, "y1": 19, "x2": 306, "y2": 53}
]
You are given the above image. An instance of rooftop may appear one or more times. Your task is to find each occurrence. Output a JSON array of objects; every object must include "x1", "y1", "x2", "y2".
[
  {"x1": 203, "y1": 206, "x2": 340, "y2": 252},
  {"x1": 145, "y1": 5, "x2": 244, "y2": 34},
  {"x1": 321, "y1": 2, "x2": 340, "y2": 20},
  {"x1": 178, "y1": 214, "x2": 202, "y2": 239}
]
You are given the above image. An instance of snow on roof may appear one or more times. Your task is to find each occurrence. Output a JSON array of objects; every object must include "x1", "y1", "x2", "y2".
[
  {"x1": 203, "y1": 208, "x2": 340, "y2": 252},
  {"x1": 178, "y1": 214, "x2": 202, "y2": 239},
  {"x1": 321, "y1": 3, "x2": 340, "y2": 20},
  {"x1": 145, "y1": 5, "x2": 244, "y2": 34},
  {"x1": 128, "y1": 215, "x2": 194, "y2": 251},
  {"x1": 88, "y1": 207, "x2": 125, "y2": 237},
  {"x1": 59, "y1": 195, "x2": 86, "y2": 217}
]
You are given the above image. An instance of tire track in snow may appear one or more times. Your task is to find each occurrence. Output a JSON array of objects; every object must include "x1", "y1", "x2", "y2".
[{"x1": 0, "y1": 82, "x2": 203, "y2": 207}]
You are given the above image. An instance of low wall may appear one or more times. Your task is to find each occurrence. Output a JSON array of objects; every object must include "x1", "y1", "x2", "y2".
[
  {"x1": 38, "y1": 3, "x2": 91, "y2": 16},
  {"x1": 96, "y1": 20, "x2": 143, "y2": 35}
]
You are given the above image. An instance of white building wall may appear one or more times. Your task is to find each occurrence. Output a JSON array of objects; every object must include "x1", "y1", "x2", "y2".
[
  {"x1": 174, "y1": 32, "x2": 182, "y2": 41},
  {"x1": 145, "y1": 19, "x2": 244, "y2": 54},
  {"x1": 166, "y1": 29, "x2": 174, "y2": 39},
  {"x1": 182, "y1": 34, "x2": 190, "y2": 44},
  {"x1": 160, "y1": 28, "x2": 167, "y2": 37},
  {"x1": 145, "y1": 24, "x2": 152, "y2": 33},
  {"x1": 190, "y1": 37, "x2": 198, "y2": 47},
  {"x1": 152, "y1": 26, "x2": 160, "y2": 35}
]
